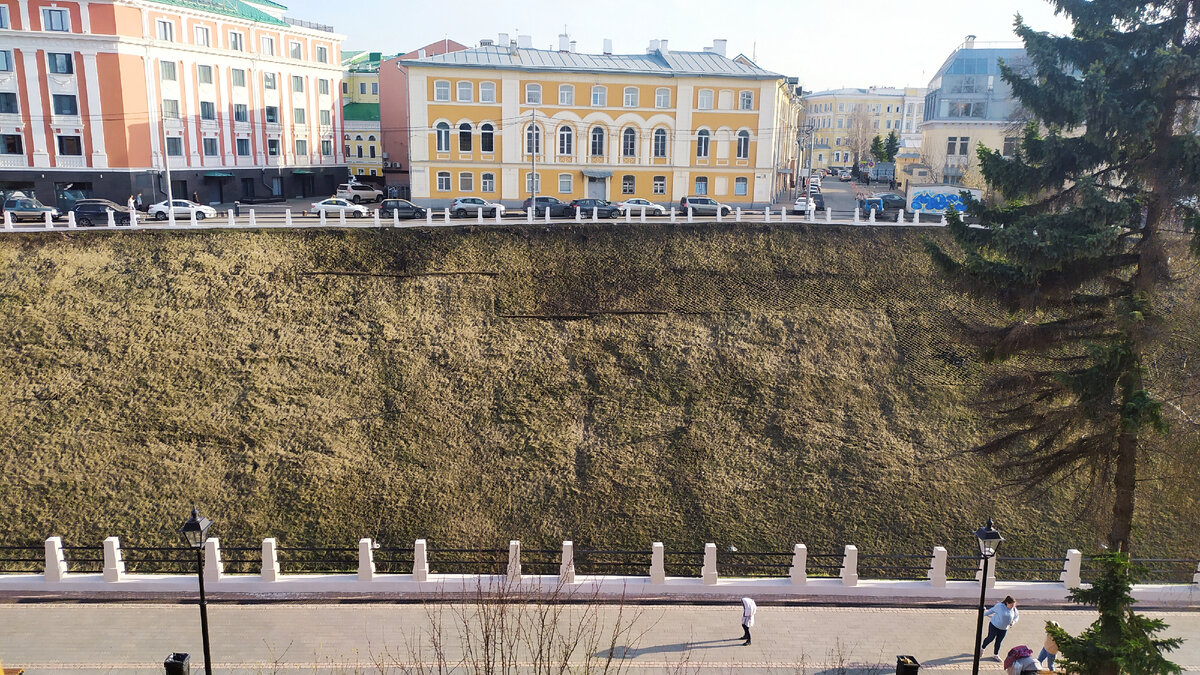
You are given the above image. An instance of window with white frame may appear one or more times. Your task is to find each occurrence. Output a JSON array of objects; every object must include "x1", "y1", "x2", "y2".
[
  {"x1": 621, "y1": 128, "x2": 636, "y2": 157},
  {"x1": 739, "y1": 90, "x2": 753, "y2": 110},
  {"x1": 655, "y1": 87, "x2": 670, "y2": 108},
  {"x1": 293, "y1": 138, "x2": 307, "y2": 156},
  {"x1": 459, "y1": 172, "x2": 473, "y2": 191},
  {"x1": 525, "y1": 83, "x2": 541, "y2": 104},
  {"x1": 480, "y1": 82, "x2": 496, "y2": 103},
  {"x1": 0, "y1": 7, "x2": 9, "y2": 29},
  {"x1": 291, "y1": 75, "x2": 304, "y2": 92},
  {"x1": 0, "y1": 51, "x2": 11, "y2": 73},
  {"x1": 52, "y1": 94, "x2": 78, "y2": 115},
  {"x1": 289, "y1": 41, "x2": 302, "y2": 59},
  {"x1": 623, "y1": 87, "x2": 639, "y2": 107},
  {"x1": 156, "y1": 19, "x2": 174, "y2": 41},
  {"x1": 202, "y1": 137, "x2": 219, "y2": 156},
  {"x1": 653, "y1": 175, "x2": 666, "y2": 195},
  {"x1": 319, "y1": 109, "x2": 330, "y2": 126},
  {"x1": 164, "y1": 136, "x2": 182, "y2": 156},
  {"x1": 559, "y1": 84, "x2": 574, "y2": 106},
  {"x1": 622, "y1": 175, "x2": 634, "y2": 194},
  {"x1": 371, "y1": 82, "x2": 378, "y2": 95},
  {"x1": 694, "y1": 176, "x2": 708, "y2": 195},
  {"x1": 322, "y1": 139, "x2": 332, "y2": 156},
  {"x1": 696, "y1": 129, "x2": 710, "y2": 158},
  {"x1": 558, "y1": 125, "x2": 572, "y2": 155},
  {"x1": 232, "y1": 69, "x2": 246, "y2": 87},
  {"x1": 434, "y1": 80, "x2": 450, "y2": 101},
  {"x1": 267, "y1": 139, "x2": 280, "y2": 155},
  {"x1": 481, "y1": 172, "x2": 495, "y2": 192},
  {"x1": 436, "y1": 172, "x2": 450, "y2": 191},
  {"x1": 435, "y1": 122, "x2": 450, "y2": 152},
  {"x1": 525, "y1": 172, "x2": 540, "y2": 193},
  {"x1": 261, "y1": 36, "x2": 275, "y2": 55},
  {"x1": 734, "y1": 177, "x2": 748, "y2": 195},
  {"x1": 264, "y1": 72, "x2": 276, "y2": 90},
  {"x1": 161, "y1": 99, "x2": 179, "y2": 119},
  {"x1": 194, "y1": 26, "x2": 210, "y2": 46},
  {"x1": 200, "y1": 101, "x2": 216, "y2": 120},
  {"x1": 49, "y1": 53, "x2": 74, "y2": 74},
  {"x1": 558, "y1": 173, "x2": 572, "y2": 193},
  {"x1": 0, "y1": 133, "x2": 21, "y2": 151},
  {"x1": 457, "y1": 81, "x2": 472, "y2": 102},
  {"x1": 736, "y1": 130, "x2": 750, "y2": 159},
  {"x1": 653, "y1": 128, "x2": 667, "y2": 158},
  {"x1": 318, "y1": 79, "x2": 329, "y2": 95},
  {"x1": 58, "y1": 135, "x2": 82, "y2": 155},
  {"x1": 591, "y1": 86, "x2": 606, "y2": 106},
  {"x1": 293, "y1": 107, "x2": 306, "y2": 124},
  {"x1": 525, "y1": 124, "x2": 541, "y2": 154},
  {"x1": 316, "y1": 46, "x2": 328, "y2": 63},
  {"x1": 590, "y1": 126, "x2": 604, "y2": 156},
  {"x1": 197, "y1": 64, "x2": 213, "y2": 84},
  {"x1": 458, "y1": 123, "x2": 472, "y2": 151},
  {"x1": 159, "y1": 61, "x2": 176, "y2": 81},
  {"x1": 359, "y1": 83, "x2": 366, "y2": 95},
  {"x1": 480, "y1": 123, "x2": 494, "y2": 152},
  {"x1": 233, "y1": 103, "x2": 248, "y2": 122},
  {"x1": 229, "y1": 31, "x2": 244, "y2": 51},
  {"x1": 697, "y1": 89, "x2": 713, "y2": 110}
]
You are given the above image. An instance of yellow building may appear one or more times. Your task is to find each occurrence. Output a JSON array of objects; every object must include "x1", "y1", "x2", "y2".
[
  {"x1": 406, "y1": 36, "x2": 798, "y2": 208},
  {"x1": 800, "y1": 87, "x2": 925, "y2": 172},
  {"x1": 341, "y1": 51, "x2": 390, "y2": 179}
]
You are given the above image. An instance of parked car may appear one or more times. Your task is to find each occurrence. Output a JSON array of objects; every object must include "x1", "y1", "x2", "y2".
[
  {"x1": 839, "y1": 170, "x2": 852, "y2": 181},
  {"x1": 335, "y1": 183, "x2": 383, "y2": 203},
  {"x1": 148, "y1": 199, "x2": 217, "y2": 221},
  {"x1": 2, "y1": 193, "x2": 60, "y2": 222},
  {"x1": 450, "y1": 196, "x2": 505, "y2": 217},
  {"x1": 522, "y1": 195, "x2": 573, "y2": 217},
  {"x1": 379, "y1": 199, "x2": 426, "y2": 219},
  {"x1": 569, "y1": 198, "x2": 621, "y2": 218},
  {"x1": 809, "y1": 184, "x2": 821, "y2": 194},
  {"x1": 810, "y1": 192, "x2": 826, "y2": 211},
  {"x1": 679, "y1": 196, "x2": 732, "y2": 217},
  {"x1": 311, "y1": 198, "x2": 369, "y2": 217},
  {"x1": 71, "y1": 200, "x2": 132, "y2": 226},
  {"x1": 808, "y1": 177, "x2": 822, "y2": 189},
  {"x1": 871, "y1": 192, "x2": 907, "y2": 211},
  {"x1": 794, "y1": 195, "x2": 812, "y2": 212},
  {"x1": 615, "y1": 198, "x2": 666, "y2": 216}
]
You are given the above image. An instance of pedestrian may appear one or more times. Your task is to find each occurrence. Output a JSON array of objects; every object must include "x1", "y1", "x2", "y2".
[
  {"x1": 1003, "y1": 645, "x2": 1039, "y2": 675},
  {"x1": 980, "y1": 596, "x2": 1019, "y2": 660},
  {"x1": 739, "y1": 597, "x2": 756, "y2": 646},
  {"x1": 136, "y1": 193, "x2": 143, "y2": 210},
  {"x1": 1038, "y1": 621, "x2": 1059, "y2": 671},
  {"x1": 127, "y1": 195, "x2": 135, "y2": 212}
]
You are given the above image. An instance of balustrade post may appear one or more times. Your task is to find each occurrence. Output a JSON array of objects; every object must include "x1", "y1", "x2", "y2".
[
  {"x1": 358, "y1": 538, "x2": 375, "y2": 582},
  {"x1": 789, "y1": 544, "x2": 807, "y2": 585},
  {"x1": 477, "y1": 207, "x2": 483, "y2": 224},
  {"x1": 897, "y1": 209, "x2": 904, "y2": 224},
  {"x1": 412, "y1": 539, "x2": 429, "y2": 582},
  {"x1": 261, "y1": 538, "x2": 280, "y2": 582},
  {"x1": 735, "y1": 207, "x2": 742, "y2": 222},
  {"x1": 203, "y1": 538, "x2": 223, "y2": 584},
  {"x1": 319, "y1": 210, "x2": 326, "y2": 227},
  {"x1": 3, "y1": 209, "x2": 13, "y2": 229},
  {"x1": 687, "y1": 207, "x2": 694, "y2": 223},
  {"x1": 840, "y1": 545, "x2": 859, "y2": 586},
  {"x1": 168, "y1": 209, "x2": 177, "y2": 227},
  {"x1": 869, "y1": 209, "x2": 876, "y2": 223},
  {"x1": 248, "y1": 209, "x2": 257, "y2": 228},
  {"x1": 826, "y1": 207, "x2": 832, "y2": 223},
  {"x1": 190, "y1": 209, "x2": 198, "y2": 227},
  {"x1": 444, "y1": 207, "x2": 451, "y2": 224},
  {"x1": 625, "y1": 208, "x2": 631, "y2": 223},
  {"x1": 507, "y1": 540, "x2": 522, "y2": 583},
  {"x1": 392, "y1": 209, "x2": 400, "y2": 227},
  {"x1": 560, "y1": 540, "x2": 575, "y2": 584},
  {"x1": 669, "y1": 207, "x2": 676, "y2": 223},
  {"x1": 940, "y1": 212, "x2": 947, "y2": 225},
  {"x1": 702, "y1": 542, "x2": 718, "y2": 585},
  {"x1": 976, "y1": 553, "x2": 996, "y2": 588},
  {"x1": 44, "y1": 536, "x2": 67, "y2": 582},
  {"x1": 854, "y1": 207, "x2": 860, "y2": 223},
  {"x1": 575, "y1": 206, "x2": 581, "y2": 223},
  {"x1": 592, "y1": 207, "x2": 598, "y2": 222},
  {"x1": 67, "y1": 211, "x2": 77, "y2": 228},
  {"x1": 780, "y1": 207, "x2": 787, "y2": 223},
  {"x1": 929, "y1": 546, "x2": 947, "y2": 588},
  {"x1": 650, "y1": 542, "x2": 665, "y2": 584},
  {"x1": 544, "y1": 207, "x2": 550, "y2": 224},
  {"x1": 1193, "y1": 560, "x2": 1200, "y2": 586},
  {"x1": 716, "y1": 206, "x2": 723, "y2": 223},
  {"x1": 1061, "y1": 549, "x2": 1082, "y2": 589},
  {"x1": 44, "y1": 210, "x2": 54, "y2": 229},
  {"x1": 495, "y1": 207, "x2": 502, "y2": 224},
  {"x1": 639, "y1": 206, "x2": 646, "y2": 223},
  {"x1": 108, "y1": 210, "x2": 117, "y2": 228},
  {"x1": 764, "y1": 206, "x2": 771, "y2": 223},
  {"x1": 426, "y1": 208, "x2": 433, "y2": 226},
  {"x1": 103, "y1": 536, "x2": 125, "y2": 582},
  {"x1": 339, "y1": 209, "x2": 347, "y2": 227},
  {"x1": 527, "y1": 207, "x2": 533, "y2": 224},
  {"x1": 374, "y1": 209, "x2": 381, "y2": 227},
  {"x1": 285, "y1": 209, "x2": 293, "y2": 227}
]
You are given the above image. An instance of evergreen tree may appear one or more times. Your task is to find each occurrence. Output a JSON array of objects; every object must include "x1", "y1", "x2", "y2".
[
  {"x1": 869, "y1": 135, "x2": 886, "y2": 161},
  {"x1": 1050, "y1": 552, "x2": 1182, "y2": 675},
  {"x1": 926, "y1": 1, "x2": 1200, "y2": 552},
  {"x1": 884, "y1": 131, "x2": 900, "y2": 162}
]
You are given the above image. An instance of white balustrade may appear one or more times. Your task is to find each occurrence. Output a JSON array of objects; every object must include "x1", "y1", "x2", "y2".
[
  {"x1": 790, "y1": 544, "x2": 807, "y2": 585},
  {"x1": 560, "y1": 541, "x2": 575, "y2": 584},
  {"x1": 702, "y1": 542, "x2": 717, "y2": 585},
  {"x1": 507, "y1": 540, "x2": 522, "y2": 582},
  {"x1": 840, "y1": 544, "x2": 859, "y2": 586}
]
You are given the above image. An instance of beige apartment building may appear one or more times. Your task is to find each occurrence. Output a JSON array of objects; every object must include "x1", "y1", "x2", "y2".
[{"x1": 799, "y1": 86, "x2": 925, "y2": 172}]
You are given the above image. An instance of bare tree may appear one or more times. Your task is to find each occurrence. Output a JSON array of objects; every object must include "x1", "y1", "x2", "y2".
[{"x1": 845, "y1": 105, "x2": 874, "y2": 170}]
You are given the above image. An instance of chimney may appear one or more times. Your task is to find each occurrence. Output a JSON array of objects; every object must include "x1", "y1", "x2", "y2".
[
  {"x1": 559, "y1": 34, "x2": 569, "y2": 52},
  {"x1": 498, "y1": 32, "x2": 509, "y2": 47},
  {"x1": 480, "y1": 38, "x2": 493, "y2": 46},
  {"x1": 647, "y1": 39, "x2": 659, "y2": 54},
  {"x1": 517, "y1": 35, "x2": 533, "y2": 49},
  {"x1": 659, "y1": 39, "x2": 668, "y2": 53},
  {"x1": 569, "y1": 40, "x2": 576, "y2": 53},
  {"x1": 712, "y1": 39, "x2": 727, "y2": 57},
  {"x1": 965, "y1": 34, "x2": 976, "y2": 48},
  {"x1": 603, "y1": 38, "x2": 613, "y2": 55},
  {"x1": 417, "y1": 48, "x2": 425, "y2": 59}
]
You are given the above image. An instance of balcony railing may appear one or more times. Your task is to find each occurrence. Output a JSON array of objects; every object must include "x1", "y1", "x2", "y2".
[
  {"x1": 0, "y1": 154, "x2": 29, "y2": 168},
  {"x1": 284, "y1": 17, "x2": 334, "y2": 33},
  {"x1": 55, "y1": 155, "x2": 86, "y2": 169}
]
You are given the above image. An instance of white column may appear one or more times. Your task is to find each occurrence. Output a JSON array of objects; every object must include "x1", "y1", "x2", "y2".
[
  {"x1": 102, "y1": 536, "x2": 125, "y2": 582},
  {"x1": 44, "y1": 536, "x2": 68, "y2": 582},
  {"x1": 507, "y1": 540, "x2": 522, "y2": 582},
  {"x1": 789, "y1": 544, "x2": 807, "y2": 586},
  {"x1": 687, "y1": 207, "x2": 694, "y2": 223},
  {"x1": 780, "y1": 207, "x2": 787, "y2": 222},
  {"x1": 840, "y1": 545, "x2": 859, "y2": 586},
  {"x1": 22, "y1": 51, "x2": 49, "y2": 166},
  {"x1": 412, "y1": 539, "x2": 429, "y2": 582},
  {"x1": 650, "y1": 542, "x2": 665, "y2": 584},
  {"x1": 826, "y1": 207, "x2": 832, "y2": 223},
  {"x1": 357, "y1": 538, "x2": 375, "y2": 582},
  {"x1": 189, "y1": 209, "x2": 197, "y2": 227},
  {"x1": 764, "y1": 206, "x2": 771, "y2": 223},
  {"x1": 261, "y1": 538, "x2": 280, "y2": 582},
  {"x1": 426, "y1": 209, "x2": 433, "y2": 226},
  {"x1": 929, "y1": 546, "x2": 947, "y2": 588},
  {"x1": 559, "y1": 541, "x2": 575, "y2": 584},
  {"x1": 203, "y1": 538, "x2": 223, "y2": 584},
  {"x1": 81, "y1": 53, "x2": 108, "y2": 168},
  {"x1": 1061, "y1": 549, "x2": 1082, "y2": 589},
  {"x1": 869, "y1": 209, "x2": 876, "y2": 223},
  {"x1": 701, "y1": 543, "x2": 717, "y2": 585}
]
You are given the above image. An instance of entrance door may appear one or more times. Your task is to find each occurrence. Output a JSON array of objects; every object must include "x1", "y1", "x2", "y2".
[
  {"x1": 587, "y1": 177, "x2": 606, "y2": 199},
  {"x1": 271, "y1": 177, "x2": 283, "y2": 197}
]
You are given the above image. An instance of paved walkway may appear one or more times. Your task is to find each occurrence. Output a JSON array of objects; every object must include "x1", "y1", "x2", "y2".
[{"x1": 1, "y1": 602, "x2": 1197, "y2": 673}]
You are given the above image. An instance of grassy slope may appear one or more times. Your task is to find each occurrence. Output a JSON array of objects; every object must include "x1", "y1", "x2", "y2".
[{"x1": 0, "y1": 224, "x2": 1196, "y2": 559}]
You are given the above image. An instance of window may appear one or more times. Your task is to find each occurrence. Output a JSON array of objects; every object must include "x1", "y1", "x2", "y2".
[
  {"x1": 291, "y1": 76, "x2": 304, "y2": 92},
  {"x1": 480, "y1": 123, "x2": 494, "y2": 152},
  {"x1": 558, "y1": 84, "x2": 574, "y2": 106},
  {"x1": 622, "y1": 175, "x2": 634, "y2": 194},
  {"x1": 233, "y1": 104, "x2": 248, "y2": 122},
  {"x1": 837, "y1": 118, "x2": 844, "y2": 129},
  {"x1": 948, "y1": 101, "x2": 985, "y2": 118},
  {"x1": 734, "y1": 177, "x2": 748, "y2": 195},
  {"x1": 525, "y1": 124, "x2": 541, "y2": 154},
  {"x1": 194, "y1": 26, "x2": 210, "y2": 47},
  {"x1": 525, "y1": 83, "x2": 541, "y2": 104},
  {"x1": 261, "y1": 36, "x2": 275, "y2": 55},
  {"x1": 652, "y1": 129, "x2": 668, "y2": 158},
  {"x1": 590, "y1": 126, "x2": 604, "y2": 156},
  {"x1": 459, "y1": 172, "x2": 473, "y2": 191},
  {"x1": 202, "y1": 137, "x2": 218, "y2": 156},
  {"x1": 434, "y1": 80, "x2": 450, "y2": 101},
  {"x1": 739, "y1": 91, "x2": 753, "y2": 110},
  {"x1": 457, "y1": 81, "x2": 472, "y2": 102},
  {"x1": 54, "y1": 135, "x2": 80, "y2": 155},
  {"x1": 264, "y1": 72, "x2": 276, "y2": 90},
  {"x1": 320, "y1": 109, "x2": 331, "y2": 126},
  {"x1": 49, "y1": 53, "x2": 74, "y2": 74},
  {"x1": 316, "y1": 46, "x2": 328, "y2": 63},
  {"x1": 229, "y1": 31, "x2": 244, "y2": 51},
  {"x1": 43, "y1": 8, "x2": 68, "y2": 30},
  {"x1": 481, "y1": 173, "x2": 495, "y2": 192},
  {"x1": 0, "y1": 50, "x2": 11, "y2": 73},
  {"x1": 267, "y1": 139, "x2": 279, "y2": 156},
  {"x1": 623, "y1": 87, "x2": 639, "y2": 107},
  {"x1": 1003, "y1": 136, "x2": 1019, "y2": 157},
  {"x1": 200, "y1": 101, "x2": 216, "y2": 120},
  {"x1": 436, "y1": 171, "x2": 450, "y2": 191},
  {"x1": 558, "y1": 125, "x2": 572, "y2": 155},
  {"x1": 959, "y1": 136, "x2": 970, "y2": 155},
  {"x1": 838, "y1": 103, "x2": 844, "y2": 112},
  {"x1": 164, "y1": 136, "x2": 182, "y2": 156},
  {"x1": 435, "y1": 122, "x2": 450, "y2": 152},
  {"x1": 356, "y1": 146, "x2": 362, "y2": 158},
  {"x1": 198, "y1": 65, "x2": 213, "y2": 84},
  {"x1": 653, "y1": 175, "x2": 665, "y2": 195},
  {"x1": 591, "y1": 86, "x2": 606, "y2": 106},
  {"x1": 156, "y1": 19, "x2": 174, "y2": 41},
  {"x1": 558, "y1": 173, "x2": 572, "y2": 193},
  {"x1": 319, "y1": 79, "x2": 330, "y2": 95},
  {"x1": 342, "y1": 82, "x2": 348, "y2": 94},
  {"x1": 0, "y1": 7, "x2": 10, "y2": 29},
  {"x1": 695, "y1": 176, "x2": 708, "y2": 195},
  {"x1": 52, "y1": 94, "x2": 78, "y2": 116},
  {"x1": 480, "y1": 82, "x2": 496, "y2": 103},
  {"x1": 290, "y1": 41, "x2": 302, "y2": 59},
  {"x1": 655, "y1": 87, "x2": 670, "y2": 108},
  {"x1": 698, "y1": 89, "x2": 713, "y2": 110},
  {"x1": 292, "y1": 107, "x2": 306, "y2": 124},
  {"x1": 265, "y1": 106, "x2": 278, "y2": 123},
  {"x1": 1, "y1": 134, "x2": 23, "y2": 154},
  {"x1": 360, "y1": 83, "x2": 367, "y2": 95},
  {"x1": 622, "y1": 128, "x2": 636, "y2": 157},
  {"x1": 946, "y1": 137, "x2": 957, "y2": 156},
  {"x1": 458, "y1": 123, "x2": 472, "y2": 151},
  {"x1": 525, "y1": 172, "x2": 540, "y2": 193},
  {"x1": 159, "y1": 61, "x2": 176, "y2": 81},
  {"x1": 736, "y1": 130, "x2": 750, "y2": 159},
  {"x1": 322, "y1": 139, "x2": 332, "y2": 156},
  {"x1": 293, "y1": 139, "x2": 306, "y2": 156},
  {"x1": 0, "y1": 92, "x2": 17, "y2": 114},
  {"x1": 696, "y1": 129, "x2": 710, "y2": 158},
  {"x1": 232, "y1": 69, "x2": 246, "y2": 87}
]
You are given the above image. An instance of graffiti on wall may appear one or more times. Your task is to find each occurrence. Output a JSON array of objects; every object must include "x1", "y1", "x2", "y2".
[{"x1": 909, "y1": 189, "x2": 973, "y2": 213}]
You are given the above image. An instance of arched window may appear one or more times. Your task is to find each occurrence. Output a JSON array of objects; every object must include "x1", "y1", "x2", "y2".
[
  {"x1": 456, "y1": 81, "x2": 472, "y2": 102},
  {"x1": 621, "y1": 128, "x2": 636, "y2": 157},
  {"x1": 459, "y1": 123, "x2": 472, "y2": 152},
  {"x1": 479, "y1": 81, "x2": 496, "y2": 103},
  {"x1": 653, "y1": 128, "x2": 668, "y2": 157},
  {"x1": 480, "y1": 123, "x2": 494, "y2": 153},
  {"x1": 526, "y1": 123, "x2": 541, "y2": 154},
  {"x1": 590, "y1": 126, "x2": 604, "y2": 156},
  {"x1": 696, "y1": 129, "x2": 710, "y2": 158},
  {"x1": 525, "y1": 83, "x2": 541, "y2": 104},
  {"x1": 367, "y1": 135, "x2": 376, "y2": 141},
  {"x1": 558, "y1": 125, "x2": 573, "y2": 155},
  {"x1": 736, "y1": 130, "x2": 750, "y2": 159},
  {"x1": 355, "y1": 135, "x2": 363, "y2": 141},
  {"x1": 343, "y1": 134, "x2": 350, "y2": 140},
  {"x1": 435, "y1": 122, "x2": 450, "y2": 152}
]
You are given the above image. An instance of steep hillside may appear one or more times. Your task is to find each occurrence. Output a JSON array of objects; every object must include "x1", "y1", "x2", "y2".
[{"x1": 0, "y1": 224, "x2": 1196, "y2": 560}]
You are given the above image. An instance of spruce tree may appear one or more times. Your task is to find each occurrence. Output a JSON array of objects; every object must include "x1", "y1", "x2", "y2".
[
  {"x1": 884, "y1": 131, "x2": 900, "y2": 162},
  {"x1": 926, "y1": 1, "x2": 1200, "y2": 552},
  {"x1": 869, "y1": 135, "x2": 887, "y2": 161}
]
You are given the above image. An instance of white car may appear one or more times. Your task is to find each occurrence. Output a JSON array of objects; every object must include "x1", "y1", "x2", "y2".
[
  {"x1": 809, "y1": 177, "x2": 822, "y2": 189},
  {"x1": 311, "y1": 198, "x2": 369, "y2": 217},
  {"x1": 335, "y1": 183, "x2": 383, "y2": 203},
  {"x1": 794, "y1": 196, "x2": 812, "y2": 212},
  {"x1": 615, "y1": 198, "x2": 666, "y2": 215},
  {"x1": 450, "y1": 196, "x2": 505, "y2": 217},
  {"x1": 147, "y1": 199, "x2": 217, "y2": 221}
]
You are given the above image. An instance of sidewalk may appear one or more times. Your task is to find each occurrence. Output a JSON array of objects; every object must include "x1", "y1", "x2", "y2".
[{"x1": 1, "y1": 602, "x2": 1197, "y2": 673}]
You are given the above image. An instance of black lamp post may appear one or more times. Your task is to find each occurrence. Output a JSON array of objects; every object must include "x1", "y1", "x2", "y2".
[
  {"x1": 179, "y1": 507, "x2": 214, "y2": 675},
  {"x1": 971, "y1": 518, "x2": 1004, "y2": 675}
]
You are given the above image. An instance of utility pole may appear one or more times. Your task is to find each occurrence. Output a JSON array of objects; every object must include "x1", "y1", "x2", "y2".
[
  {"x1": 529, "y1": 108, "x2": 537, "y2": 213},
  {"x1": 160, "y1": 96, "x2": 175, "y2": 209}
]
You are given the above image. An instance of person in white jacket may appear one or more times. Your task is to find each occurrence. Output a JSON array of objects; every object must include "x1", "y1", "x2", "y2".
[
  {"x1": 980, "y1": 596, "x2": 1019, "y2": 660},
  {"x1": 739, "y1": 597, "x2": 757, "y2": 646}
]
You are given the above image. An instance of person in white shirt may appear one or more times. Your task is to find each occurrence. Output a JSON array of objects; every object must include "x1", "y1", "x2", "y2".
[
  {"x1": 739, "y1": 597, "x2": 757, "y2": 646},
  {"x1": 980, "y1": 596, "x2": 1020, "y2": 660}
]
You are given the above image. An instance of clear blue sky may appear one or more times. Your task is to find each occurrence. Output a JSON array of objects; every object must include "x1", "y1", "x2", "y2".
[{"x1": 283, "y1": 0, "x2": 1073, "y2": 91}]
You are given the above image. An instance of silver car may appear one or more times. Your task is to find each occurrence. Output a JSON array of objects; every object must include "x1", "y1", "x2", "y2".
[{"x1": 679, "y1": 196, "x2": 732, "y2": 217}]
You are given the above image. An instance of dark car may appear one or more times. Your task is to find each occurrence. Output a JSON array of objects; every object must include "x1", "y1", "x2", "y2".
[
  {"x1": 2, "y1": 195, "x2": 60, "y2": 222},
  {"x1": 810, "y1": 192, "x2": 826, "y2": 211},
  {"x1": 72, "y1": 200, "x2": 132, "y2": 226},
  {"x1": 379, "y1": 199, "x2": 426, "y2": 219},
  {"x1": 871, "y1": 192, "x2": 907, "y2": 211},
  {"x1": 521, "y1": 195, "x2": 572, "y2": 217},
  {"x1": 568, "y1": 198, "x2": 620, "y2": 218}
]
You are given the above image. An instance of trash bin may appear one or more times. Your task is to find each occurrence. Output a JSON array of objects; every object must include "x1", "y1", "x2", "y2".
[
  {"x1": 164, "y1": 652, "x2": 190, "y2": 674},
  {"x1": 896, "y1": 655, "x2": 919, "y2": 675}
]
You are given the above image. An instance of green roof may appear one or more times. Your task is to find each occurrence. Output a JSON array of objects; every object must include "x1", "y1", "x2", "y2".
[
  {"x1": 244, "y1": 0, "x2": 287, "y2": 9},
  {"x1": 146, "y1": 0, "x2": 288, "y2": 26},
  {"x1": 342, "y1": 103, "x2": 380, "y2": 122}
]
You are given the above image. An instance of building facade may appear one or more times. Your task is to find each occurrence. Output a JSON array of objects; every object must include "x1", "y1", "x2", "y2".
[
  {"x1": 0, "y1": 0, "x2": 346, "y2": 207},
  {"x1": 799, "y1": 86, "x2": 925, "y2": 172},
  {"x1": 405, "y1": 36, "x2": 797, "y2": 209}
]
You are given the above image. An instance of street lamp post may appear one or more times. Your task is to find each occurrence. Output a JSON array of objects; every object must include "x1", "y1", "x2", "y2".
[
  {"x1": 179, "y1": 508, "x2": 214, "y2": 675},
  {"x1": 971, "y1": 518, "x2": 1004, "y2": 675}
]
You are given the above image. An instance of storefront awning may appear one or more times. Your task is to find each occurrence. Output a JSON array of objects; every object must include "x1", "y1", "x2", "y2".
[
  {"x1": 204, "y1": 172, "x2": 234, "y2": 178},
  {"x1": 292, "y1": 169, "x2": 315, "y2": 175},
  {"x1": 581, "y1": 169, "x2": 612, "y2": 178}
]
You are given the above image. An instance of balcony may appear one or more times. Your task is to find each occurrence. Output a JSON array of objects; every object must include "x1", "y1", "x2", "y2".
[
  {"x1": 55, "y1": 155, "x2": 87, "y2": 168},
  {"x1": 0, "y1": 154, "x2": 29, "y2": 168}
]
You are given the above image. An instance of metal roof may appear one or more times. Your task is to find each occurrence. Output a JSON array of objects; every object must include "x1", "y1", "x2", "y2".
[
  {"x1": 342, "y1": 103, "x2": 380, "y2": 122},
  {"x1": 409, "y1": 45, "x2": 782, "y2": 80},
  {"x1": 144, "y1": 0, "x2": 288, "y2": 26}
]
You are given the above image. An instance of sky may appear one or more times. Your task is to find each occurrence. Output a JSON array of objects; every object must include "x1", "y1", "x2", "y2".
[{"x1": 282, "y1": 0, "x2": 1074, "y2": 91}]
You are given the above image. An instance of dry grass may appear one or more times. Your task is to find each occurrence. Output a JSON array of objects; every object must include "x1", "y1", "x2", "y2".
[{"x1": 0, "y1": 223, "x2": 1196, "y2": 560}]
